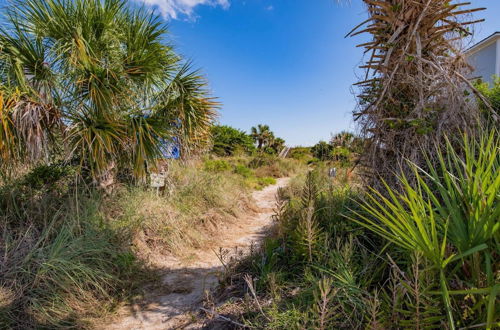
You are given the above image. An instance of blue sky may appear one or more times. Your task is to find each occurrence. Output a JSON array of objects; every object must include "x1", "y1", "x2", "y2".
[{"x1": 158, "y1": 0, "x2": 500, "y2": 146}]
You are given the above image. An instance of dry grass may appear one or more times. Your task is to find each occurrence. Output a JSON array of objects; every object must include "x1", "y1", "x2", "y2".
[
  {"x1": 111, "y1": 162, "x2": 258, "y2": 260},
  {"x1": 0, "y1": 155, "x2": 302, "y2": 328}
]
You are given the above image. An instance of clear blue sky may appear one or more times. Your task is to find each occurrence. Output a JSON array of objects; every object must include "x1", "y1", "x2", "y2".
[{"x1": 0, "y1": 0, "x2": 498, "y2": 146}]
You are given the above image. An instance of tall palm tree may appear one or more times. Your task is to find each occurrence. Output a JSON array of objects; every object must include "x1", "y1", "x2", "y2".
[
  {"x1": 0, "y1": 0, "x2": 217, "y2": 181},
  {"x1": 250, "y1": 124, "x2": 273, "y2": 150}
]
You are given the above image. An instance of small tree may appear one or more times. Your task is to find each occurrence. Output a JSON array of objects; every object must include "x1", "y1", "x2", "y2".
[
  {"x1": 250, "y1": 124, "x2": 286, "y2": 154},
  {"x1": 210, "y1": 125, "x2": 255, "y2": 156},
  {"x1": 250, "y1": 124, "x2": 273, "y2": 150},
  {"x1": 311, "y1": 141, "x2": 333, "y2": 161},
  {"x1": 270, "y1": 137, "x2": 286, "y2": 154}
]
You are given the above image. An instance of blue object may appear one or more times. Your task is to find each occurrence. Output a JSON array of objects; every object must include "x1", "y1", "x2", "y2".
[{"x1": 161, "y1": 137, "x2": 181, "y2": 159}]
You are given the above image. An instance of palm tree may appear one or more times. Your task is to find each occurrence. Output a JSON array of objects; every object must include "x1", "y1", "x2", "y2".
[
  {"x1": 0, "y1": 0, "x2": 217, "y2": 181},
  {"x1": 330, "y1": 131, "x2": 354, "y2": 148},
  {"x1": 270, "y1": 137, "x2": 285, "y2": 154},
  {"x1": 250, "y1": 124, "x2": 273, "y2": 150}
]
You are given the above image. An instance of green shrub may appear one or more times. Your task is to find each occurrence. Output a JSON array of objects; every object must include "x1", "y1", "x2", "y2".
[
  {"x1": 0, "y1": 158, "x2": 261, "y2": 328},
  {"x1": 248, "y1": 154, "x2": 277, "y2": 169},
  {"x1": 211, "y1": 125, "x2": 256, "y2": 156},
  {"x1": 219, "y1": 169, "x2": 381, "y2": 329},
  {"x1": 247, "y1": 155, "x2": 303, "y2": 178},
  {"x1": 257, "y1": 176, "x2": 276, "y2": 187},
  {"x1": 311, "y1": 141, "x2": 333, "y2": 161},
  {"x1": 203, "y1": 159, "x2": 232, "y2": 172},
  {"x1": 307, "y1": 157, "x2": 320, "y2": 165},
  {"x1": 23, "y1": 164, "x2": 75, "y2": 189},
  {"x1": 474, "y1": 76, "x2": 500, "y2": 123},
  {"x1": 233, "y1": 164, "x2": 253, "y2": 178},
  {"x1": 289, "y1": 147, "x2": 313, "y2": 162},
  {"x1": 331, "y1": 146, "x2": 351, "y2": 167}
]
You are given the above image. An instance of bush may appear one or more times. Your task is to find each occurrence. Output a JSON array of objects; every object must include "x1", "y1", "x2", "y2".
[
  {"x1": 217, "y1": 129, "x2": 499, "y2": 329},
  {"x1": 203, "y1": 159, "x2": 232, "y2": 172},
  {"x1": 0, "y1": 159, "x2": 260, "y2": 328},
  {"x1": 257, "y1": 176, "x2": 276, "y2": 187},
  {"x1": 214, "y1": 169, "x2": 379, "y2": 329},
  {"x1": 233, "y1": 164, "x2": 253, "y2": 178},
  {"x1": 289, "y1": 147, "x2": 312, "y2": 162},
  {"x1": 350, "y1": 129, "x2": 499, "y2": 328},
  {"x1": 331, "y1": 146, "x2": 351, "y2": 167},
  {"x1": 311, "y1": 141, "x2": 332, "y2": 161},
  {"x1": 474, "y1": 76, "x2": 500, "y2": 123},
  {"x1": 22, "y1": 164, "x2": 75, "y2": 189},
  {"x1": 211, "y1": 125, "x2": 256, "y2": 156},
  {"x1": 247, "y1": 154, "x2": 277, "y2": 169}
]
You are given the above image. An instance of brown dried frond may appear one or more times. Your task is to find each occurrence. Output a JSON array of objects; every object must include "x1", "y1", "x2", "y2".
[
  {"x1": 12, "y1": 98, "x2": 61, "y2": 161},
  {"x1": 349, "y1": 0, "x2": 486, "y2": 187}
]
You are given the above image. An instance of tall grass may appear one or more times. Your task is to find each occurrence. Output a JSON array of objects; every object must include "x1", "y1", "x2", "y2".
[{"x1": 0, "y1": 183, "x2": 141, "y2": 328}]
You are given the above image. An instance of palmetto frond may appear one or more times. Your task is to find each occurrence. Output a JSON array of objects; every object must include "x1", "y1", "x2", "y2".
[
  {"x1": 126, "y1": 115, "x2": 169, "y2": 178},
  {"x1": 154, "y1": 62, "x2": 218, "y2": 155},
  {"x1": 12, "y1": 98, "x2": 61, "y2": 160},
  {"x1": 0, "y1": 29, "x2": 61, "y2": 162},
  {"x1": 65, "y1": 109, "x2": 126, "y2": 177}
]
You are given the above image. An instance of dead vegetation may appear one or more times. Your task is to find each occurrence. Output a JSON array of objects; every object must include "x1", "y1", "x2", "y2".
[{"x1": 349, "y1": 0, "x2": 490, "y2": 185}]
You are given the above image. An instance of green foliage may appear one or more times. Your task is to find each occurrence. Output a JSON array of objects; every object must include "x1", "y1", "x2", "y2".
[
  {"x1": 0, "y1": 0, "x2": 217, "y2": 181},
  {"x1": 311, "y1": 132, "x2": 361, "y2": 166},
  {"x1": 225, "y1": 129, "x2": 499, "y2": 329},
  {"x1": 23, "y1": 163, "x2": 75, "y2": 189},
  {"x1": 202, "y1": 156, "x2": 301, "y2": 190},
  {"x1": 211, "y1": 125, "x2": 255, "y2": 156},
  {"x1": 250, "y1": 124, "x2": 286, "y2": 154},
  {"x1": 226, "y1": 168, "x2": 381, "y2": 329},
  {"x1": 257, "y1": 176, "x2": 277, "y2": 187},
  {"x1": 203, "y1": 159, "x2": 231, "y2": 172},
  {"x1": 233, "y1": 164, "x2": 253, "y2": 178},
  {"x1": 330, "y1": 146, "x2": 350, "y2": 166},
  {"x1": 2, "y1": 155, "x2": 287, "y2": 328},
  {"x1": 248, "y1": 154, "x2": 278, "y2": 168},
  {"x1": 289, "y1": 147, "x2": 312, "y2": 162},
  {"x1": 311, "y1": 141, "x2": 332, "y2": 161},
  {"x1": 474, "y1": 76, "x2": 500, "y2": 123},
  {"x1": 251, "y1": 124, "x2": 273, "y2": 150},
  {"x1": 349, "y1": 129, "x2": 500, "y2": 329}
]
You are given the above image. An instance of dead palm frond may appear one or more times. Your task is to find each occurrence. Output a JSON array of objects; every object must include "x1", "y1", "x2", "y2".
[{"x1": 349, "y1": 0, "x2": 487, "y2": 187}]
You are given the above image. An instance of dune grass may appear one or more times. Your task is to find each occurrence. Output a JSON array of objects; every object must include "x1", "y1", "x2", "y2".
[{"x1": 0, "y1": 155, "x2": 303, "y2": 328}]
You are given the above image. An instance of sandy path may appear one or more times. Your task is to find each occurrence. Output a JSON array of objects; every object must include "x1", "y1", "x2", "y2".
[{"x1": 105, "y1": 178, "x2": 289, "y2": 330}]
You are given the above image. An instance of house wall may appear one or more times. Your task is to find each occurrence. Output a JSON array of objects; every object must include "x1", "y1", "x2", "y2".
[{"x1": 467, "y1": 40, "x2": 498, "y2": 86}]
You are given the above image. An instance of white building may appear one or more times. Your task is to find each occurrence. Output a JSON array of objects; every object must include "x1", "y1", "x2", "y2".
[{"x1": 465, "y1": 32, "x2": 500, "y2": 86}]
